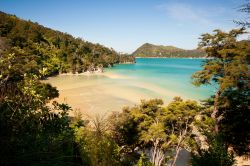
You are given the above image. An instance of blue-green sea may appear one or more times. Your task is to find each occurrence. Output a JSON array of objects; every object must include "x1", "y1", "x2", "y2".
[
  {"x1": 46, "y1": 58, "x2": 214, "y2": 115},
  {"x1": 107, "y1": 58, "x2": 214, "y2": 100}
]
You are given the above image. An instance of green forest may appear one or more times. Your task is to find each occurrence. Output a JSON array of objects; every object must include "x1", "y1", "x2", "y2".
[
  {"x1": 0, "y1": 2, "x2": 250, "y2": 166},
  {"x1": 0, "y1": 12, "x2": 135, "y2": 77}
]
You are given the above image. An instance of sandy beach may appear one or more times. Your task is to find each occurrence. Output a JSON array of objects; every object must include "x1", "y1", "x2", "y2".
[{"x1": 45, "y1": 72, "x2": 183, "y2": 117}]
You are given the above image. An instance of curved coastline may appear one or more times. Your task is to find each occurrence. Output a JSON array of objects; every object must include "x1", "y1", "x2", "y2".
[{"x1": 45, "y1": 58, "x2": 213, "y2": 116}]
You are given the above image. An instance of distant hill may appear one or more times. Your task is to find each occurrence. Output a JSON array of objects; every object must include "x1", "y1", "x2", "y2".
[{"x1": 132, "y1": 43, "x2": 207, "y2": 58}]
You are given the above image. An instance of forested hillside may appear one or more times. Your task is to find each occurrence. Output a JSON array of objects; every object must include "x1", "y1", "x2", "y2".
[
  {"x1": 133, "y1": 43, "x2": 207, "y2": 58},
  {"x1": 0, "y1": 11, "x2": 135, "y2": 76}
]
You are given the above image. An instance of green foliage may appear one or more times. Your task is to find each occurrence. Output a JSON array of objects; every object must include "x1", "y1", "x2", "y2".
[
  {"x1": 132, "y1": 43, "x2": 206, "y2": 58},
  {"x1": 191, "y1": 135, "x2": 235, "y2": 166},
  {"x1": 74, "y1": 115, "x2": 121, "y2": 166},
  {"x1": 134, "y1": 153, "x2": 153, "y2": 166},
  {"x1": 109, "y1": 109, "x2": 140, "y2": 149},
  {"x1": 0, "y1": 50, "x2": 77, "y2": 165},
  {"x1": 109, "y1": 98, "x2": 203, "y2": 166},
  {"x1": 0, "y1": 11, "x2": 134, "y2": 77},
  {"x1": 192, "y1": 28, "x2": 250, "y2": 155},
  {"x1": 0, "y1": 86, "x2": 76, "y2": 165},
  {"x1": 219, "y1": 87, "x2": 250, "y2": 155},
  {"x1": 119, "y1": 53, "x2": 136, "y2": 63}
]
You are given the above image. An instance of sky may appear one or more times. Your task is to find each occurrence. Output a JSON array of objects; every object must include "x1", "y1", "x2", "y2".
[{"x1": 0, "y1": 0, "x2": 248, "y2": 53}]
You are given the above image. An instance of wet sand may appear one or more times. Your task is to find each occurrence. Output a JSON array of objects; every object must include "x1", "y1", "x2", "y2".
[{"x1": 44, "y1": 72, "x2": 181, "y2": 116}]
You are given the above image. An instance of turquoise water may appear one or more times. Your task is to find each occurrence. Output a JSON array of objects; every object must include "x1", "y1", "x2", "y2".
[
  {"x1": 107, "y1": 58, "x2": 214, "y2": 100},
  {"x1": 47, "y1": 58, "x2": 214, "y2": 115}
]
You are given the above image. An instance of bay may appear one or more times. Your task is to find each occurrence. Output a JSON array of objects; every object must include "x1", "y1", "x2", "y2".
[{"x1": 46, "y1": 58, "x2": 214, "y2": 116}]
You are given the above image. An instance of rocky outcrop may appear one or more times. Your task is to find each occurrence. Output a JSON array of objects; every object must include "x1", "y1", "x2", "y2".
[
  {"x1": 191, "y1": 124, "x2": 209, "y2": 151},
  {"x1": 191, "y1": 115, "x2": 209, "y2": 152},
  {"x1": 86, "y1": 64, "x2": 104, "y2": 73}
]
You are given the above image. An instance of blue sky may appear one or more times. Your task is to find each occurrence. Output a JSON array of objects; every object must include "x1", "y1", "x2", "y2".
[{"x1": 0, "y1": 0, "x2": 247, "y2": 53}]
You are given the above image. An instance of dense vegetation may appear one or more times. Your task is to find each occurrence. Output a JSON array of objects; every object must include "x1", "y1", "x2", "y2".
[
  {"x1": 0, "y1": 6, "x2": 249, "y2": 166},
  {"x1": 132, "y1": 43, "x2": 207, "y2": 58},
  {"x1": 0, "y1": 52, "x2": 76, "y2": 165},
  {"x1": 192, "y1": 28, "x2": 250, "y2": 156},
  {"x1": 108, "y1": 98, "x2": 203, "y2": 166},
  {"x1": 0, "y1": 53, "x2": 203, "y2": 165},
  {"x1": 0, "y1": 11, "x2": 135, "y2": 77}
]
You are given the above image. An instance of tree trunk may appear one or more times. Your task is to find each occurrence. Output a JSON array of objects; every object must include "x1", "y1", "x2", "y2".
[
  {"x1": 151, "y1": 140, "x2": 158, "y2": 165},
  {"x1": 150, "y1": 140, "x2": 165, "y2": 166},
  {"x1": 172, "y1": 147, "x2": 181, "y2": 166},
  {"x1": 212, "y1": 90, "x2": 221, "y2": 133},
  {"x1": 154, "y1": 147, "x2": 164, "y2": 166},
  {"x1": 172, "y1": 121, "x2": 188, "y2": 166}
]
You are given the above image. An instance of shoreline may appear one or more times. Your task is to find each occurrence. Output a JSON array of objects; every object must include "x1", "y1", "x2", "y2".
[
  {"x1": 57, "y1": 70, "x2": 129, "y2": 79},
  {"x1": 135, "y1": 57, "x2": 210, "y2": 59},
  {"x1": 59, "y1": 71, "x2": 104, "y2": 76},
  {"x1": 48, "y1": 57, "x2": 209, "y2": 78},
  {"x1": 58, "y1": 61, "x2": 136, "y2": 76}
]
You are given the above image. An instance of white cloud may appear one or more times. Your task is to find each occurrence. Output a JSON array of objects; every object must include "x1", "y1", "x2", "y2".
[{"x1": 157, "y1": 3, "x2": 212, "y2": 26}]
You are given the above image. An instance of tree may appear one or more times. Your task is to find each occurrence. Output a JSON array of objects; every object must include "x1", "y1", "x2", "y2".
[
  {"x1": 0, "y1": 11, "x2": 134, "y2": 77},
  {"x1": 0, "y1": 53, "x2": 77, "y2": 165},
  {"x1": 192, "y1": 28, "x2": 250, "y2": 155},
  {"x1": 163, "y1": 97, "x2": 203, "y2": 166},
  {"x1": 74, "y1": 114, "x2": 121, "y2": 166},
  {"x1": 191, "y1": 134, "x2": 235, "y2": 166},
  {"x1": 134, "y1": 153, "x2": 153, "y2": 166},
  {"x1": 235, "y1": 1, "x2": 250, "y2": 27},
  {"x1": 110, "y1": 98, "x2": 202, "y2": 166}
]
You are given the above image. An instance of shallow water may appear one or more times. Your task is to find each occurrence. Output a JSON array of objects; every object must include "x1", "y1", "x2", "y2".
[{"x1": 46, "y1": 58, "x2": 214, "y2": 116}]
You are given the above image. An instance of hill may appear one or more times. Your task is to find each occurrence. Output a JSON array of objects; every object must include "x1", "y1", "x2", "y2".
[
  {"x1": 132, "y1": 43, "x2": 207, "y2": 58},
  {"x1": 0, "y1": 11, "x2": 135, "y2": 76}
]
